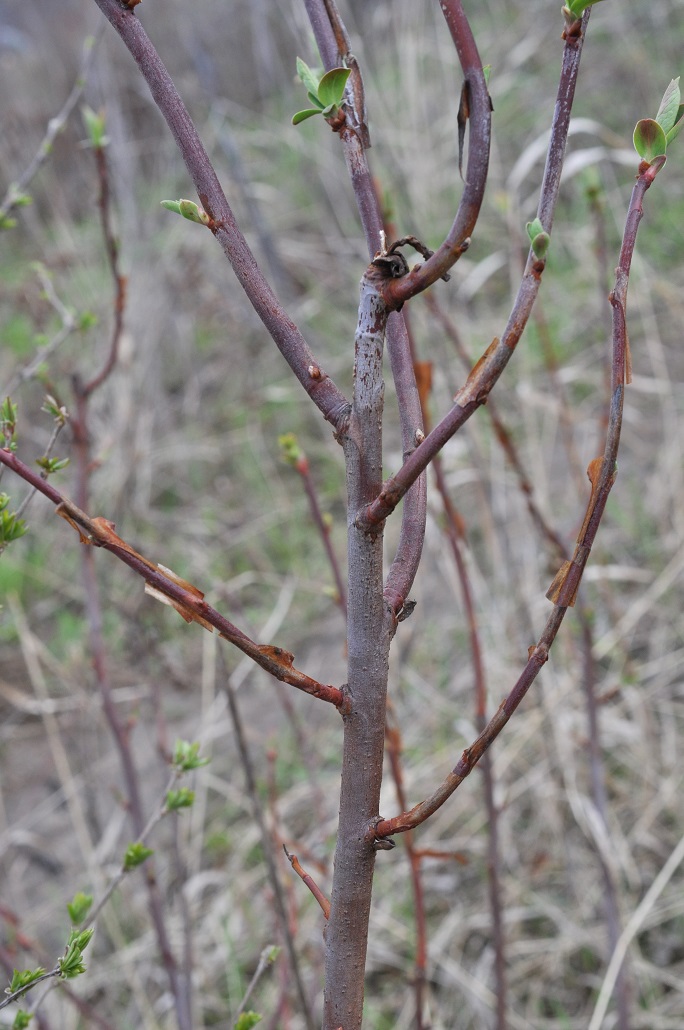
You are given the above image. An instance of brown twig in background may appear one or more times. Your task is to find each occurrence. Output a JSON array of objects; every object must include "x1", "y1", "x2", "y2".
[
  {"x1": 68, "y1": 135, "x2": 193, "y2": 1030},
  {"x1": 384, "y1": 717, "x2": 427, "y2": 1029},
  {"x1": 0, "y1": 30, "x2": 102, "y2": 227},
  {"x1": 221, "y1": 659, "x2": 317, "y2": 1030}
]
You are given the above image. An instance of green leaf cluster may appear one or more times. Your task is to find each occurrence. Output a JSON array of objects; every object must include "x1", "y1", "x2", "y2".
[
  {"x1": 160, "y1": 199, "x2": 211, "y2": 226},
  {"x1": 173, "y1": 739, "x2": 210, "y2": 771},
  {"x1": 525, "y1": 216, "x2": 550, "y2": 260},
  {"x1": 67, "y1": 892, "x2": 93, "y2": 925},
  {"x1": 166, "y1": 787, "x2": 195, "y2": 812},
  {"x1": 8, "y1": 969, "x2": 45, "y2": 995},
  {"x1": 123, "y1": 842, "x2": 154, "y2": 871},
  {"x1": 1, "y1": 396, "x2": 18, "y2": 449},
  {"x1": 58, "y1": 929, "x2": 94, "y2": 979},
  {"x1": 36, "y1": 456, "x2": 69, "y2": 474},
  {"x1": 563, "y1": 0, "x2": 604, "y2": 17},
  {"x1": 0, "y1": 494, "x2": 27, "y2": 548},
  {"x1": 81, "y1": 105, "x2": 109, "y2": 149},
  {"x1": 234, "y1": 1014, "x2": 262, "y2": 1030},
  {"x1": 634, "y1": 78, "x2": 684, "y2": 164},
  {"x1": 12, "y1": 1011, "x2": 32, "y2": 1029},
  {"x1": 292, "y1": 58, "x2": 350, "y2": 126},
  {"x1": 278, "y1": 432, "x2": 303, "y2": 467}
]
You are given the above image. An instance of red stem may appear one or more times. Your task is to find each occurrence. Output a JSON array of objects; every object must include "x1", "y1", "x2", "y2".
[
  {"x1": 375, "y1": 161, "x2": 663, "y2": 839},
  {"x1": 0, "y1": 448, "x2": 345, "y2": 709}
]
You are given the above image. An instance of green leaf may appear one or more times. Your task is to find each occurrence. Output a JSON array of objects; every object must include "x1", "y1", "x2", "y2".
[
  {"x1": 525, "y1": 217, "x2": 544, "y2": 243},
  {"x1": 565, "y1": 0, "x2": 605, "y2": 15},
  {"x1": 306, "y1": 91, "x2": 325, "y2": 110},
  {"x1": 123, "y1": 842, "x2": 154, "y2": 870},
  {"x1": 530, "y1": 231, "x2": 550, "y2": 259},
  {"x1": 292, "y1": 109, "x2": 323, "y2": 126},
  {"x1": 12, "y1": 1010, "x2": 32, "y2": 1029},
  {"x1": 655, "y1": 78, "x2": 681, "y2": 135},
  {"x1": 81, "y1": 105, "x2": 108, "y2": 149},
  {"x1": 162, "y1": 199, "x2": 211, "y2": 225},
  {"x1": 317, "y1": 67, "x2": 351, "y2": 108},
  {"x1": 36, "y1": 456, "x2": 70, "y2": 473},
  {"x1": 0, "y1": 213, "x2": 18, "y2": 230},
  {"x1": 296, "y1": 57, "x2": 320, "y2": 99},
  {"x1": 166, "y1": 787, "x2": 195, "y2": 812},
  {"x1": 59, "y1": 929, "x2": 93, "y2": 980},
  {"x1": 178, "y1": 199, "x2": 211, "y2": 225},
  {"x1": 173, "y1": 739, "x2": 210, "y2": 771},
  {"x1": 633, "y1": 118, "x2": 667, "y2": 162},
  {"x1": 9, "y1": 969, "x2": 45, "y2": 994},
  {"x1": 234, "y1": 1013, "x2": 262, "y2": 1030},
  {"x1": 67, "y1": 891, "x2": 93, "y2": 925},
  {"x1": 0, "y1": 509, "x2": 28, "y2": 546},
  {"x1": 666, "y1": 106, "x2": 684, "y2": 146}
]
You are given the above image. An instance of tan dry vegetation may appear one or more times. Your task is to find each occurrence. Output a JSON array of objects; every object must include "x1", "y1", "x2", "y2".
[{"x1": 1, "y1": 0, "x2": 684, "y2": 1027}]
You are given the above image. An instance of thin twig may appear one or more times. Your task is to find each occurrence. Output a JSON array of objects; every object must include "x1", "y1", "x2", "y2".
[
  {"x1": 0, "y1": 30, "x2": 102, "y2": 225},
  {"x1": 221, "y1": 658, "x2": 317, "y2": 1030}
]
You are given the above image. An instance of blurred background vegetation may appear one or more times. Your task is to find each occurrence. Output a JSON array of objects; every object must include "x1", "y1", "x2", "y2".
[{"x1": 1, "y1": 0, "x2": 684, "y2": 1027}]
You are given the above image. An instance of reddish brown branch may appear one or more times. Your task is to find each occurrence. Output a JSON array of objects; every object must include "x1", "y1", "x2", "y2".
[
  {"x1": 80, "y1": 145, "x2": 126, "y2": 397},
  {"x1": 0, "y1": 449, "x2": 345, "y2": 709},
  {"x1": 375, "y1": 156, "x2": 665, "y2": 840},
  {"x1": 284, "y1": 846, "x2": 331, "y2": 920},
  {"x1": 381, "y1": 0, "x2": 492, "y2": 306},
  {"x1": 90, "y1": 0, "x2": 349, "y2": 431}
]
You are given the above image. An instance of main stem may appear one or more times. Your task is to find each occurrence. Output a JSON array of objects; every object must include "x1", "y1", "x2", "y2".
[{"x1": 323, "y1": 267, "x2": 393, "y2": 1029}]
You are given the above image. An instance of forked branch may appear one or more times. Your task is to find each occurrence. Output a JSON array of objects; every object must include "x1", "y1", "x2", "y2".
[{"x1": 358, "y1": 11, "x2": 591, "y2": 534}]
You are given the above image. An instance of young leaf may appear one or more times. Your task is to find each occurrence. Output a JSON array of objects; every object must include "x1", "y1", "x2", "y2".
[
  {"x1": 292, "y1": 109, "x2": 323, "y2": 126},
  {"x1": 295, "y1": 57, "x2": 320, "y2": 99},
  {"x1": 565, "y1": 0, "x2": 605, "y2": 15},
  {"x1": 526, "y1": 217, "x2": 544, "y2": 243},
  {"x1": 173, "y1": 739, "x2": 210, "y2": 771},
  {"x1": 12, "y1": 1011, "x2": 32, "y2": 1029},
  {"x1": 123, "y1": 842, "x2": 154, "y2": 870},
  {"x1": 67, "y1": 892, "x2": 93, "y2": 925},
  {"x1": 81, "y1": 105, "x2": 108, "y2": 149},
  {"x1": 234, "y1": 1014, "x2": 262, "y2": 1030},
  {"x1": 160, "y1": 200, "x2": 182, "y2": 215},
  {"x1": 8, "y1": 969, "x2": 45, "y2": 994},
  {"x1": 317, "y1": 67, "x2": 351, "y2": 109},
  {"x1": 633, "y1": 118, "x2": 667, "y2": 163},
  {"x1": 166, "y1": 787, "x2": 195, "y2": 812},
  {"x1": 666, "y1": 105, "x2": 684, "y2": 146},
  {"x1": 655, "y1": 77, "x2": 681, "y2": 135}
]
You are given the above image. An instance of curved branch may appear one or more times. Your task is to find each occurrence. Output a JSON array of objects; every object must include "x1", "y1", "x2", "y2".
[
  {"x1": 90, "y1": 0, "x2": 350, "y2": 431},
  {"x1": 358, "y1": 13, "x2": 590, "y2": 534},
  {"x1": 0, "y1": 449, "x2": 345, "y2": 709},
  {"x1": 375, "y1": 159, "x2": 664, "y2": 839},
  {"x1": 382, "y1": 0, "x2": 492, "y2": 307}
]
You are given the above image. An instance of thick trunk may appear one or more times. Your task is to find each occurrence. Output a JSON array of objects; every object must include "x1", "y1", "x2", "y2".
[{"x1": 322, "y1": 267, "x2": 393, "y2": 1029}]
